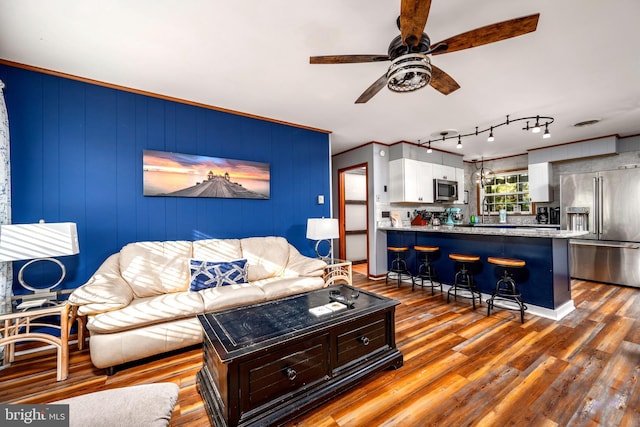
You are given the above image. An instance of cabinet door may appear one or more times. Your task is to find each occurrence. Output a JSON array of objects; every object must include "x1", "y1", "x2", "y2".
[
  {"x1": 529, "y1": 162, "x2": 552, "y2": 202},
  {"x1": 389, "y1": 159, "x2": 432, "y2": 203},
  {"x1": 388, "y1": 159, "x2": 407, "y2": 203},
  {"x1": 417, "y1": 162, "x2": 433, "y2": 203},
  {"x1": 432, "y1": 164, "x2": 455, "y2": 181},
  {"x1": 403, "y1": 159, "x2": 420, "y2": 202}
]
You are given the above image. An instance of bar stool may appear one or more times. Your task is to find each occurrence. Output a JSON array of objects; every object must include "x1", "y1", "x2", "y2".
[
  {"x1": 386, "y1": 246, "x2": 414, "y2": 288},
  {"x1": 447, "y1": 253, "x2": 482, "y2": 309},
  {"x1": 486, "y1": 257, "x2": 527, "y2": 323},
  {"x1": 413, "y1": 245, "x2": 441, "y2": 294}
]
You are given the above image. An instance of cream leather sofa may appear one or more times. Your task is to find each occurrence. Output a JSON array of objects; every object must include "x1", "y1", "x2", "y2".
[{"x1": 69, "y1": 236, "x2": 327, "y2": 370}]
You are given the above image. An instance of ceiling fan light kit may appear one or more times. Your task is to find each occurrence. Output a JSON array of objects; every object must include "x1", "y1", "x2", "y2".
[{"x1": 386, "y1": 53, "x2": 432, "y2": 93}]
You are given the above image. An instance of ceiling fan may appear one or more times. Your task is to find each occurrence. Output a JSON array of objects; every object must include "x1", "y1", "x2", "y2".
[{"x1": 310, "y1": 0, "x2": 540, "y2": 103}]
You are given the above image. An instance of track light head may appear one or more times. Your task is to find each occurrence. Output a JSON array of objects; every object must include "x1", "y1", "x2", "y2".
[{"x1": 532, "y1": 115, "x2": 541, "y2": 133}]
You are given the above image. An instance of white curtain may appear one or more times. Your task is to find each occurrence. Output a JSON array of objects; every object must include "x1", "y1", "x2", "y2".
[{"x1": 0, "y1": 80, "x2": 12, "y2": 300}]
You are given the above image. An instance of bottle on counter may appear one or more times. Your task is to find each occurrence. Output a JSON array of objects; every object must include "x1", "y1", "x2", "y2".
[{"x1": 499, "y1": 209, "x2": 507, "y2": 224}]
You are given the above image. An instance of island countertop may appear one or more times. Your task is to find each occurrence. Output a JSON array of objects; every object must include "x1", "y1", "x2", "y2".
[{"x1": 379, "y1": 225, "x2": 587, "y2": 239}]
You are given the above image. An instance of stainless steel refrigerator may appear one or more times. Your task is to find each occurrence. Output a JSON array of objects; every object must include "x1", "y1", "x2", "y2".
[{"x1": 560, "y1": 168, "x2": 640, "y2": 287}]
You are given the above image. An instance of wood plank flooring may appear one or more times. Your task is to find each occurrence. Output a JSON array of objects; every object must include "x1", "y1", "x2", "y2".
[{"x1": 1, "y1": 274, "x2": 639, "y2": 426}]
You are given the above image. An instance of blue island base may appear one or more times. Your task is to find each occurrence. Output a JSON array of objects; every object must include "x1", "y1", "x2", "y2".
[{"x1": 386, "y1": 230, "x2": 575, "y2": 320}]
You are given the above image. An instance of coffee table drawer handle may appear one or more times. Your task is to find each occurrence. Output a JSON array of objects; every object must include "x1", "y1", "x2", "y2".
[
  {"x1": 359, "y1": 336, "x2": 370, "y2": 346},
  {"x1": 284, "y1": 367, "x2": 297, "y2": 381}
]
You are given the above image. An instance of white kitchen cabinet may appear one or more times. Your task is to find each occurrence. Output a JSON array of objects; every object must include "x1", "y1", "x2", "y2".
[
  {"x1": 389, "y1": 158, "x2": 433, "y2": 203},
  {"x1": 454, "y1": 167, "x2": 465, "y2": 204},
  {"x1": 431, "y1": 164, "x2": 456, "y2": 181},
  {"x1": 529, "y1": 162, "x2": 553, "y2": 202}
]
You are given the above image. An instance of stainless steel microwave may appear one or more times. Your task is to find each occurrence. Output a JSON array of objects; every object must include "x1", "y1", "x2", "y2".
[{"x1": 434, "y1": 179, "x2": 458, "y2": 202}]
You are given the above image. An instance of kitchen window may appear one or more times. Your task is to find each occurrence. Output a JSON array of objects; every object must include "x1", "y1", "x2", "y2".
[{"x1": 479, "y1": 170, "x2": 531, "y2": 215}]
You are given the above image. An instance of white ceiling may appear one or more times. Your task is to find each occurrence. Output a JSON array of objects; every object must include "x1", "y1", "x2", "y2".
[{"x1": 1, "y1": 0, "x2": 639, "y2": 160}]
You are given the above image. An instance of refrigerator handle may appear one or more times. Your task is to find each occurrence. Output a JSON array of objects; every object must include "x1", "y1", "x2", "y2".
[
  {"x1": 598, "y1": 176, "x2": 604, "y2": 237},
  {"x1": 593, "y1": 177, "x2": 599, "y2": 236}
]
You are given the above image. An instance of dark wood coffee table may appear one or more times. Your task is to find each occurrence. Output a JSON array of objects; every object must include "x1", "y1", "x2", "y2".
[{"x1": 196, "y1": 285, "x2": 403, "y2": 427}]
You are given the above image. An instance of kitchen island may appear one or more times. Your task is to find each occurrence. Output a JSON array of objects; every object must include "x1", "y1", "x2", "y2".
[{"x1": 380, "y1": 225, "x2": 587, "y2": 320}]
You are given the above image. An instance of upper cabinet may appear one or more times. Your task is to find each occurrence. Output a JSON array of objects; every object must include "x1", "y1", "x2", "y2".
[
  {"x1": 431, "y1": 164, "x2": 456, "y2": 181},
  {"x1": 389, "y1": 158, "x2": 433, "y2": 203},
  {"x1": 529, "y1": 162, "x2": 553, "y2": 202}
]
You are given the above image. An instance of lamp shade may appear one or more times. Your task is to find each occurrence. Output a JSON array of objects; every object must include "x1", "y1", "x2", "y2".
[
  {"x1": 306, "y1": 218, "x2": 339, "y2": 240},
  {"x1": 0, "y1": 222, "x2": 79, "y2": 261}
]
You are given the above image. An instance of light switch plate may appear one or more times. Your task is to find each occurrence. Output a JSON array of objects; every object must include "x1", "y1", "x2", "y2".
[{"x1": 317, "y1": 195, "x2": 324, "y2": 204}]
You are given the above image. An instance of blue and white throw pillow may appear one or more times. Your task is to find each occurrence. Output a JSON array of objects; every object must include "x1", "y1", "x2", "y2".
[{"x1": 189, "y1": 258, "x2": 248, "y2": 291}]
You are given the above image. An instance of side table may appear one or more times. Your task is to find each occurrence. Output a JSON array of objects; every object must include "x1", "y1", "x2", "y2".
[
  {"x1": 1, "y1": 298, "x2": 71, "y2": 381},
  {"x1": 323, "y1": 258, "x2": 353, "y2": 286}
]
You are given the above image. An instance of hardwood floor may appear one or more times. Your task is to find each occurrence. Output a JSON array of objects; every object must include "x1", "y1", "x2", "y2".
[{"x1": 1, "y1": 274, "x2": 639, "y2": 426}]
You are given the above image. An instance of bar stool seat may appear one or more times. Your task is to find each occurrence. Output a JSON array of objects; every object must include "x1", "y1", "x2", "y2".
[
  {"x1": 447, "y1": 253, "x2": 482, "y2": 309},
  {"x1": 486, "y1": 257, "x2": 527, "y2": 323},
  {"x1": 386, "y1": 246, "x2": 414, "y2": 288},
  {"x1": 449, "y1": 253, "x2": 481, "y2": 263},
  {"x1": 487, "y1": 257, "x2": 525, "y2": 268},
  {"x1": 413, "y1": 245, "x2": 441, "y2": 294}
]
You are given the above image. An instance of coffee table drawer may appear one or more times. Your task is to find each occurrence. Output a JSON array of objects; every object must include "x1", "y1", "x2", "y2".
[
  {"x1": 239, "y1": 334, "x2": 330, "y2": 412},
  {"x1": 336, "y1": 315, "x2": 388, "y2": 368}
]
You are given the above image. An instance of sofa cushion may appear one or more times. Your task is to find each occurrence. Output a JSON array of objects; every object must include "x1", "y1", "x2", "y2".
[
  {"x1": 189, "y1": 258, "x2": 248, "y2": 291},
  {"x1": 192, "y1": 238, "x2": 243, "y2": 261},
  {"x1": 251, "y1": 276, "x2": 326, "y2": 300},
  {"x1": 240, "y1": 236, "x2": 290, "y2": 281},
  {"x1": 87, "y1": 291, "x2": 204, "y2": 333},
  {"x1": 120, "y1": 241, "x2": 193, "y2": 298},
  {"x1": 199, "y1": 282, "x2": 266, "y2": 312}
]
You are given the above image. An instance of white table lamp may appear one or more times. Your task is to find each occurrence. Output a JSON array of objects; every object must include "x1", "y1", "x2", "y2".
[
  {"x1": 306, "y1": 218, "x2": 339, "y2": 260},
  {"x1": 0, "y1": 221, "x2": 79, "y2": 302}
]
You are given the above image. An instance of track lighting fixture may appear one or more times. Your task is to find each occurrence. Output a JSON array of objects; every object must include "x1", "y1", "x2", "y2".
[{"x1": 419, "y1": 114, "x2": 554, "y2": 152}]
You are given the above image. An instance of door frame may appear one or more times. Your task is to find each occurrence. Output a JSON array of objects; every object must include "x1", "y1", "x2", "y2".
[{"x1": 338, "y1": 163, "x2": 369, "y2": 270}]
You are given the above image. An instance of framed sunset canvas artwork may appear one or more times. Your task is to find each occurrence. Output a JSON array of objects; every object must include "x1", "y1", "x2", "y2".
[{"x1": 143, "y1": 150, "x2": 270, "y2": 199}]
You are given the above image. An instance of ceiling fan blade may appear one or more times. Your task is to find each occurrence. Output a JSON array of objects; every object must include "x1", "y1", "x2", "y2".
[
  {"x1": 400, "y1": 0, "x2": 432, "y2": 47},
  {"x1": 429, "y1": 65, "x2": 460, "y2": 95},
  {"x1": 310, "y1": 55, "x2": 389, "y2": 64},
  {"x1": 355, "y1": 74, "x2": 388, "y2": 104},
  {"x1": 431, "y1": 13, "x2": 540, "y2": 55}
]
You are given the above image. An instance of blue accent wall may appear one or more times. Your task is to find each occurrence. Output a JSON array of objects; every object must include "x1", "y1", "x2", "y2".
[{"x1": 0, "y1": 64, "x2": 331, "y2": 291}]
